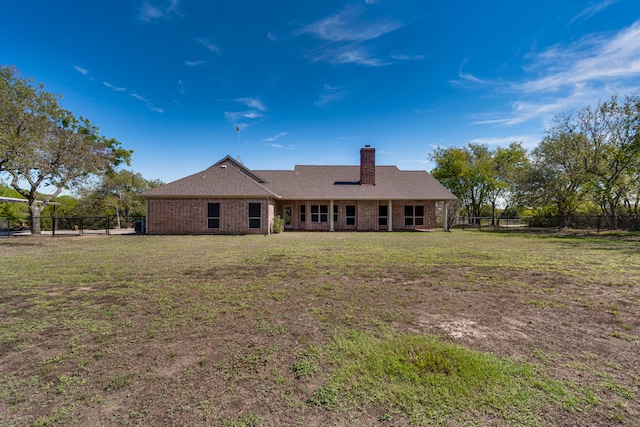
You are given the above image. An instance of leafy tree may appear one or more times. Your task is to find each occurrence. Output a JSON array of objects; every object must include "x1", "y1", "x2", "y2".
[
  {"x1": 41, "y1": 194, "x2": 78, "y2": 218},
  {"x1": 524, "y1": 116, "x2": 589, "y2": 229},
  {"x1": 573, "y1": 93, "x2": 640, "y2": 229},
  {"x1": 0, "y1": 65, "x2": 131, "y2": 234},
  {"x1": 487, "y1": 142, "x2": 529, "y2": 224},
  {"x1": 0, "y1": 182, "x2": 29, "y2": 222},
  {"x1": 624, "y1": 161, "x2": 640, "y2": 219},
  {"x1": 430, "y1": 144, "x2": 495, "y2": 220},
  {"x1": 75, "y1": 170, "x2": 162, "y2": 227},
  {"x1": 430, "y1": 143, "x2": 527, "y2": 223},
  {"x1": 98, "y1": 170, "x2": 162, "y2": 228}
]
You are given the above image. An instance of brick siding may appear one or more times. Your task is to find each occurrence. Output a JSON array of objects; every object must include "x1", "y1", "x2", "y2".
[
  {"x1": 147, "y1": 198, "x2": 437, "y2": 234},
  {"x1": 147, "y1": 198, "x2": 273, "y2": 235},
  {"x1": 273, "y1": 200, "x2": 437, "y2": 232}
]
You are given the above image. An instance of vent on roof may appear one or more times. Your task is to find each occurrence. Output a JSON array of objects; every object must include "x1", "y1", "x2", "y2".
[{"x1": 221, "y1": 165, "x2": 227, "y2": 169}]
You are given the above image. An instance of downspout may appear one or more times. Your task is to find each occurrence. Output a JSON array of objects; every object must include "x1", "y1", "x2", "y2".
[
  {"x1": 145, "y1": 199, "x2": 149, "y2": 234},
  {"x1": 388, "y1": 200, "x2": 393, "y2": 231},
  {"x1": 330, "y1": 200, "x2": 334, "y2": 232}
]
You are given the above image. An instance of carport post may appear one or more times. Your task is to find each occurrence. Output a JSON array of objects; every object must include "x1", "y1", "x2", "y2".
[{"x1": 52, "y1": 205, "x2": 58, "y2": 237}]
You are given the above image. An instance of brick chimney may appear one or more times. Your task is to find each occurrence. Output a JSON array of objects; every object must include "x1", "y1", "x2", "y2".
[{"x1": 360, "y1": 145, "x2": 375, "y2": 185}]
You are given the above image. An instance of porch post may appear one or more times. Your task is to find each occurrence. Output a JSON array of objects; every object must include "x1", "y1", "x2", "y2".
[
  {"x1": 266, "y1": 196, "x2": 271, "y2": 235},
  {"x1": 443, "y1": 201, "x2": 449, "y2": 232},
  {"x1": 330, "y1": 200, "x2": 334, "y2": 232},
  {"x1": 388, "y1": 200, "x2": 393, "y2": 231}
]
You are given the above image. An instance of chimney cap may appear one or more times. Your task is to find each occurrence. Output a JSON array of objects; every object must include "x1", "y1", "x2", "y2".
[{"x1": 364, "y1": 144, "x2": 371, "y2": 148}]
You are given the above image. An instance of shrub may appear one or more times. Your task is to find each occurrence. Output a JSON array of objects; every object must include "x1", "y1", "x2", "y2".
[{"x1": 272, "y1": 215, "x2": 284, "y2": 233}]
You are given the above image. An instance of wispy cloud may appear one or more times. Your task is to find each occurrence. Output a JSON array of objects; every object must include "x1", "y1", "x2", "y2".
[
  {"x1": 311, "y1": 46, "x2": 389, "y2": 67},
  {"x1": 390, "y1": 52, "x2": 424, "y2": 61},
  {"x1": 315, "y1": 84, "x2": 348, "y2": 108},
  {"x1": 131, "y1": 93, "x2": 150, "y2": 103},
  {"x1": 224, "y1": 111, "x2": 263, "y2": 122},
  {"x1": 517, "y1": 21, "x2": 640, "y2": 94},
  {"x1": 183, "y1": 60, "x2": 206, "y2": 66},
  {"x1": 263, "y1": 132, "x2": 289, "y2": 142},
  {"x1": 103, "y1": 81, "x2": 126, "y2": 91},
  {"x1": 131, "y1": 93, "x2": 164, "y2": 113},
  {"x1": 73, "y1": 65, "x2": 89, "y2": 75},
  {"x1": 296, "y1": 5, "x2": 403, "y2": 66},
  {"x1": 138, "y1": 0, "x2": 180, "y2": 22},
  {"x1": 298, "y1": 6, "x2": 401, "y2": 42},
  {"x1": 469, "y1": 135, "x2": 539, "y2": 150},
  {"x1": 450, "y1": 59, "x2": 492, "y2": 87},
  {"x1": 569, "y1": 0, "x2": 619, "y2": 25},
  {"x1": 466, "y1": 20, "x2": 640, "y2": 126},
  {"x1": 195, "y1": 38, "x2": 221, "y2": 54},
  {"x1": 266, "y1": 143, "x2": 295, "y2": 150},
  {"x1": 456, "y1": 71, "x2": 488, "y2": 84},
  {"x1": 267, "y1": 32, "x2": 278, "y2": 42},
  {"x1": 224, "y1": 98, "x2": 268, "y2": 125},
  {"x1": 471, "y1": 96, "x2": 586, "y2": 126},
  {"x1": 233, "y1": 97, "x2": 267, "y2": 111},
  {"x1": 73, "y1": 64, "x2": 163, "y2": 112}
]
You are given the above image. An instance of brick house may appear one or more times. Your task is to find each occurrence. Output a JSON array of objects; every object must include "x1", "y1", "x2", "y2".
[{"x1": 142, "y1": 146, "x2": 456, "y2": 235}]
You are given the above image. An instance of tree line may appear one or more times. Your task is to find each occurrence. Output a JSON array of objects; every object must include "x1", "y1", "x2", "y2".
[
  {"x1": 0, "y1": 170, "x2": 161, "y2": 229},
  {"x1": 431, "y1": 93, "x2": 640, "y2": 230}
]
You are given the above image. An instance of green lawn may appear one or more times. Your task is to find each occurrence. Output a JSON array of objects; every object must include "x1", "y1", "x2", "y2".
[{"x1": 1, "y1": 231, "x2": 638, "y2": 426}]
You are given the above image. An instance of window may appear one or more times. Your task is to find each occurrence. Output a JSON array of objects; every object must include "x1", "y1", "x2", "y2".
[
  {"x1": 404, "y1": 205, "x2": 424, "y2": 226},
  {"x1": 300, "y1": 204, "x2": 306, "y2": 223},
  {"x1": 378, "y1": 205, "x2": 388, "y2": 226},
  {"x1": 311, "y1": 205, "x2": 328, "y2": 223},
  {"x1": 333, "y1": 205, "x2": 338, "y2": 223},
  {"x1": 346, "y1": 205, "x2": 356, "y2": 226},
  {"x1": 249, "y1": 202, "x2": 261, "y2": 229},
  {"x1": 207, "y1": 202, "x2": 220, "y2": 229}
]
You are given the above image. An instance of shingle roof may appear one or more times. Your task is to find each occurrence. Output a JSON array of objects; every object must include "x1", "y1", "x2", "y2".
[
  {"x1": 142, "y1": 155, "x2": 457, "y2": 200},
  {"x1": 142, "y1": 156, "x2": 277, "y2": 198}
]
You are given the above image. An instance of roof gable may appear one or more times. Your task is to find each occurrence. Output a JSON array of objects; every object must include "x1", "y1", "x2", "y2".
[
  {"x1": 213, "y1": 156, "x2": 268, "y2": 183},
  {"x1": 142, "y1": 157, "x2": 277, "y2": 198}
]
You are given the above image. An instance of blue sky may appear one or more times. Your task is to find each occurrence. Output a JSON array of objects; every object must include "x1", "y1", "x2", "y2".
[{"x1": 2, "y1": 0, "x2": 640, "y2": 184}]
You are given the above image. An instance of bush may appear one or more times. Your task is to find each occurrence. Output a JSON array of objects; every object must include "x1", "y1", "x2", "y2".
[{"x1": 272, "y1": 215, "x2": 284, "y2": 233}]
